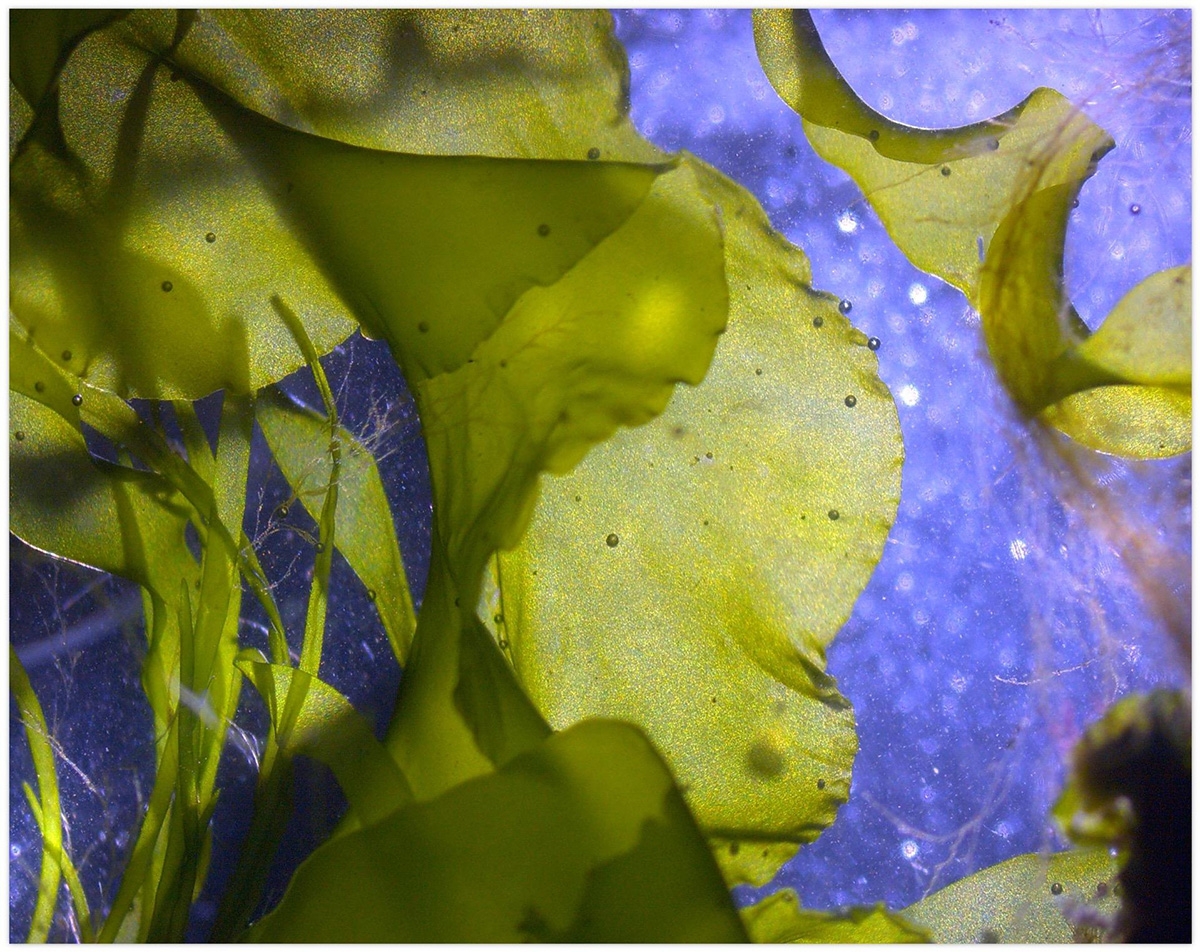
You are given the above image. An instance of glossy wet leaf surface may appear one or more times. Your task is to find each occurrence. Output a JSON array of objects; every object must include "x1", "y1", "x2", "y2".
[
  {"x1": 902, "y1": 849, "x2": 1119, "y2": 943},
  {"x1": 251, "y1": 721, "x2": 746, "y2": 943},
  {"x1": 753, "y1": 9, "x2": 1190, "y2": 459}
]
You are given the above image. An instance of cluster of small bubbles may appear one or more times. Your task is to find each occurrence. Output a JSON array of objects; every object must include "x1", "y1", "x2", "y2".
[
  {"x1": 844, "y1": 395, "x2": 857, "y2": 407},
  {"x1": 812, "y1": 316, "x2": 824, "y2": 328},
  {"x1": 72, "y1": 393, "x2": 83, "y2": 406},
  {"x1": 1050, "y1": 882, "x2": 1063, "y2": 896},
  {"x1": 537, "y1": 223, "x2": 550, "y2": 237},
  {"x1": 838, "y1": 298, "x2": 853, "y2": 314},
  {"x1": 901, "y1": 839, "x2": 919, "y2": 860},
  {"x1": 205, "y1": 232, "x2": 217, "y2": 243},
  {"x1": 605, "y1": 532, "x2": 620, "y2": 547},
  {"x1": 867, "y1": 336, "x2": 881, "y2": 350},
  {"x1": 586, "y1": 147, "x2": 601, "y2": 160},
  {"x1": 162, "y1": 280, "x2": 173, "y2": 292},
  {"x1": 828, "y1": 509, "x2": 840, "y2": 521},
  {"x1": 836, "y1": 209, "x2": 860, "y2": 234}
]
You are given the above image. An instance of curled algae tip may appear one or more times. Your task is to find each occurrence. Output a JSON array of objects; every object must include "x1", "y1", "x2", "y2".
[
  {"x1": 605, "y1": 532, "x2": 620, "y2": 547},
  {"x1": 71, "y1": 394, "x2": 83, "y2": 407},
  {"x1": 838, "y1": 298, "x2": 853, "y2": 314},
  {"x1": 1050, "y1": 882, "x2": 1063, "y2": 896},
  {"x1": 844, "y1": 395, "x2": 857, "y2": 408},
  {"x1": 161, "y1": 280, "x2": 173, "y2": 292},
  {"x1": 867, "y1": 336, "x2": 881, "y2": 351}
]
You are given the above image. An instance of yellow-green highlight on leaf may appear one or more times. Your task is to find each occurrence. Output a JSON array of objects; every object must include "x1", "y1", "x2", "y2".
[
  {"x1": 742, "y1": 888, "x2": 928, "y2": 943},
  {"x1": 9, "y1": 9, "x2": 126, "y2": 112},
  {"x1": 494, "y1": 162, "x2": 901, "y2": 888},
  {"x1": 237, "y1": 656, "x2": 412, "y2": 828},
  {"x1": 902, "y1": 849, "x2": 1119, "y2": 943},
  {"x1": 753, "y1": 10, "x2": 1189, "y2": 459},
  {"x1": 251, "y1": 720, "x2": 747, "y2": 943},
  {"x1": 256, "y1": 385, "x2": 417, "y2": 664}
]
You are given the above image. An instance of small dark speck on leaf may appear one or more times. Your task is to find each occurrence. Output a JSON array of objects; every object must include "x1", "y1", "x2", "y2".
[
  {"x1": 418, "y1": 321, "x2": 430, "y2": 333},
  {"x1": 205, "y1": 232, "x2": 216, "y2": 243},
  {"x1": 845, "y1": 395, "x2": 857, "y2": 407},
  {"x1": 606, "y1": 533, "x2": 619, "y2": 547},
  {"x1": 587, "y1": 147, "x2": 601, "y2": 160},
  {"x1": 14, "y1": 431, "x2": 24, "y2": 441},
  {"x1": 499, "y1": 359, "x2": 507, "y2": 368},
  {"x1": 71, "y1": 394, "x2": 83, "y2": 407},
  {"x1": 34, "y1": 381, "x2": 45, "y2": 393},
  {"x1": 1096, "y1": 882, "x2": 1108, "y2": 898},
  {"x1": 729, "y1": 842, "x2": 740, "y2": 855},
  {"x1": 1050, "y1": 882, "x2": 1063, "y2": 896},
  {"x1": 161, "y1": 280, "x2": 173, "y2": 292},
  {"x1": 816, "y1": 778, "x2": 826, "y2": 790},
  {"x1": 537, "y1": 223, "x2": 550, "y2": 237},
  {"x1": 812, "y1": 316, "x2": 824, "y2": 328},
  {"x1": 315, "y1": 542, "x2": 325, "y2": 553},
  {"x1": 574, "y1": 494, "x2": 582, "y2": 502},
  {"x1": 755, "y1": 368, "x2": 763, "y2": 376},
  {"x1": 828, "y1": 509, "x2": 840, "y2": 521},
  {"x1": 61, "y1": 350, "x2": 72, "y2": 361},
  {"x1": 941, "y1": 166, "x2": 951, "y2": 176},
  {"x1": 868, "y1": 129, "x2": 880, "y2": 141}
]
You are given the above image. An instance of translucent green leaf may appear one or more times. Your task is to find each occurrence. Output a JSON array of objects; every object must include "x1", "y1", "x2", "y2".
[
  {"x1": 9, "y1": 9, "x2": 125, "y2": 110},
  {"x1": 742, "y1": 888, "x2": 928, "y2": 943},
  {"x1": 753, "y1": 10, "x2": 1189, "y2": 459},
  {"x1": 237, "y1": 657, "x2": 412, "y2": 827},
  {"x1": 250, "y1": 720, "x2": 746, "y2": 943},
  {"x1": 902, "y1": 849, "x2": 1119, "y2": 943},
  {"x1": 10, "y1": 10, "x2": 666, "y2": 399},
  {"x1": 256, "y1": 385, "x2": 417, "y2": 663},
  {"x1": 494, "y1": 164, "x2": 900, "y2": 887}
]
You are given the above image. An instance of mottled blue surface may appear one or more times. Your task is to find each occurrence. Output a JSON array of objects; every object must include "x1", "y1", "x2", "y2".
[{"x1": 9, "y1": 9, "x2": 1191, "y2": 940}]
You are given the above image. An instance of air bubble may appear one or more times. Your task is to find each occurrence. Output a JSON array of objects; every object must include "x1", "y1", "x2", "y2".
[
  {"x1": 605, "y1": 533, "x2": 620, "y2": 547},
  {"x1": 205, "y1": 232, "x2": 216, "y2": 243},
  {"x1": 1050, "y1": 882, "x2": 1063, "y2": 896},
  {"x1": 1129, "y1": 203, "x2": 1141, "y2": 215},
  {"x1": 162, "y1": 280, "x2": 173, "y2": 292},
  {"x1": 828, "y1": 509, "x2": 840, "y2": 520},
  {"x1": 986, "y1": 137, "x2": 1000, "y2": 150},
  {"x1": 1072, "y1": 198, "x2": 1080, "y2": 209},
  {"x1": 417, "y1": 321, "x2": 430, "y2": 333},
  {"x1": 867, "y1": 337, "x2": 881, "y2": 351},
  {"x1": 537, "y1": 223, "x2": 550, "y2": 237},
  {"x1": 868, "y1": 129, "x2": 880, "y2": 141},
  {"x1": 14, "y1": 431, "x2": 24, "y2": 441},
  {"x1": 10, "y1": 844, "x2": 20, "y2": 858},
  {"x1": 940, "y1": 166, "x2": 951, "y2": 176},
  {"x1": 838, "y1": 299, "x2": 852, "y2": 314},
  {"x1": 34, "y1": 381, "x2": 45, "y2": 393},
  {"x1": 71, "y1": 394, "x2": 83, "y2": 406},
  {"x1": 812, "y1": 316, "x2": 824, "y2": 328},
  {"x1": 844, "y1": 395, "x2": 857, "y2": 407},
  {"x1": 494, "y1": 613, "x2": 504, "y2": 625},
  {"x1": 816, "y1": 778, "x2": 826, "y2": 790},
  {"x1": 901, "y1": 840, "x2": 919, "y2": 859},
  {"x1": 587, "y1": 147, "x2": 601, "y2": 160},
  {"x1": 498, "y1": 637, "x2": 509, "y2": 650},
  {"x1": 755, "y1": 368, "x2": 763, "y2": 376},
  {"x1": 61, "y1": 350, "x2": 72, "y2": 361}
]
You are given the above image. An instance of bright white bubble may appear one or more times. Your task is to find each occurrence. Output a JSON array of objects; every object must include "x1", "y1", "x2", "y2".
[
  {"x1": 901, "y1": 839, "x2": 919, "y2": 860},
  {"x1": 836, "y1": 209, "x2": 859, "y2": 234},
  {"x1": 898, "y1": 384, "x2": 921, "y2": 407},
  {"x1": 1009, "y1": 539, "x2": 1029, "y2": 560},
  {"x1": 908, "y1": 283, "x2": 928, "y2": 305}
]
